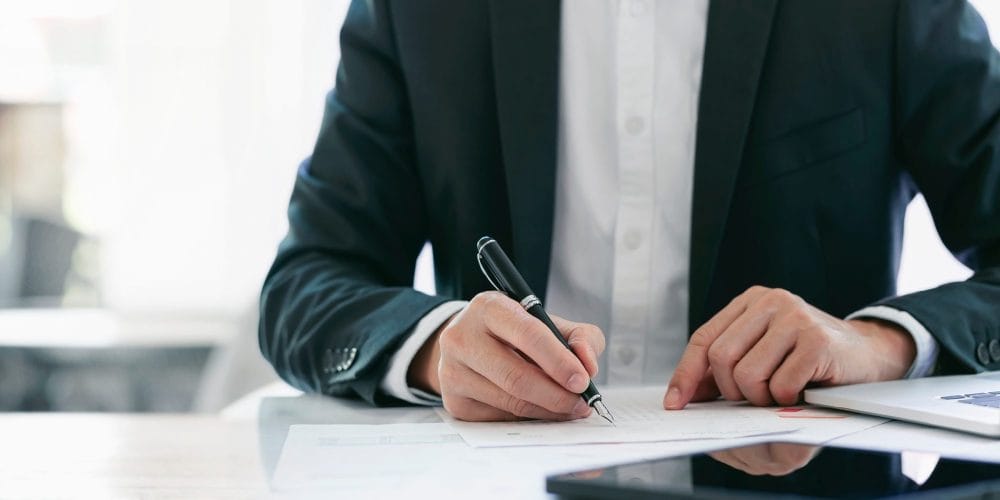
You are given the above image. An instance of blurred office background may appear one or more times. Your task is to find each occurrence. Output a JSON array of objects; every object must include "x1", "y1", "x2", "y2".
[{"x1": 0, "y1": 0, "x2": 995, "y2": 413}]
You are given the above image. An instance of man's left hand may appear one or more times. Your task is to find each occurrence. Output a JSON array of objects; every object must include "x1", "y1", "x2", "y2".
[{"x1": 664, "y1": 286, "x2": 917, "y2": 409}]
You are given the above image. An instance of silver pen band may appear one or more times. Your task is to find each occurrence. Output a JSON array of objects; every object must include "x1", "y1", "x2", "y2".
[{"x1": 520, "y1": 294, "x2": 541, "y2": 309}]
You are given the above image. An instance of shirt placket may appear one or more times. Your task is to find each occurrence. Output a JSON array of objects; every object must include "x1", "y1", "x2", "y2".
[{"x1": 608, "y1": 0, "x2": 655, "y2": 385}]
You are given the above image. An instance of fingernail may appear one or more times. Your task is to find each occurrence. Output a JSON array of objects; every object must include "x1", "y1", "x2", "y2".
[
  {"x1": 573, "y1": 400, "x2": 590, "y2": 415},
  {"x1": 665, "y1": 387, "x2": 682, "y2": 409},
  {"x1": 567, "y1": 373, "x2": 587, "y2": 392}
]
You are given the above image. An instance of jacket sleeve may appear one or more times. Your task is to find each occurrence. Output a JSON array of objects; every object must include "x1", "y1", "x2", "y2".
[
  {"x1": 259, "y1": 0, "x2": 448, "y2": 405},
  {"x1": 878, "y1": 0, "x2": 1000, "y2": 374}
]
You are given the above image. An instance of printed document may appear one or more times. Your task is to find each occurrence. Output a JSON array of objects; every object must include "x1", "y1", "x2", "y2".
[{"x1": 442, "y1": 386, "x2": 884, "y2": 447}]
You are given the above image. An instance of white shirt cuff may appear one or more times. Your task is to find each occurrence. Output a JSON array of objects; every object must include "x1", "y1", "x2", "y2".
[
  {"x1": 847, "y1": 305, "x2": 939, "y2": 379},
  {"x1": 379, "y1": 300, "x2": 468, "y2": 405}
]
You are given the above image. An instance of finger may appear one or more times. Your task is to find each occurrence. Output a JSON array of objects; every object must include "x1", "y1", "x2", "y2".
[
  {"x1": 666, "y1": 287, "x2": 769, "y2": 409},
  {"x1": 707, "y1": 305, "x2": 774, "y2": 402},
  {"x1": 666, "y1": 368, "x2": 720, "y2": 409},
  {"x1": 479, "y1": 294, "x2": 590, "y2": 393},
  {"x1": 747, "y1": 443, "x2": 811, "y2": 476},
  {"x1": 450, "y1": 362, "x2": 587, "y2": 420},
  {"x1": 551, "y1": 315, "x2": 605, "y2": 377},
  {"x1": 768, "y1": 340, "x2": 823, "y2": 406},
  {"x1": 725, "y1": 444, "x2": 786, "y2": 476},
  {"x1": 769, "y1": 443, "x2": 820, "y2": 473},
  {"x1": 708, "y1": 451, "x2": 754, "y2": 474},
  {"x1": 461, "y1": 334, "x2": 591, "y2": 415},
  {"x1": 732, "y1": 324, "x2": 797, "y2": 406},
  {"x1": 442, "y1": 395, "x2": 521, "y2": 422},
  {"x1": 690, "y1": 368, "x2": 722, "y2": 402}
]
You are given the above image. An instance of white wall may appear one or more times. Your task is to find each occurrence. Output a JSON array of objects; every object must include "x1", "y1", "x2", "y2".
[
  {"x1": 897, "y1": 0, "x2": 1000, "y2": 294},
  {"x1": 94, "y1": 0, "x2": 348, "y2": 313}
]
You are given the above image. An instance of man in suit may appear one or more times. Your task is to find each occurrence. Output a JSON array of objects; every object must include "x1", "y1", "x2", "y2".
[{"x1": 259, "y1": 0, "x2": 1000, "y2": 421}]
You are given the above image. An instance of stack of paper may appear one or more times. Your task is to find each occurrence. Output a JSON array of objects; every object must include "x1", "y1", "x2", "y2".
[{"x1": 271, "y1": 386, "x2": 889, "y2": 498}]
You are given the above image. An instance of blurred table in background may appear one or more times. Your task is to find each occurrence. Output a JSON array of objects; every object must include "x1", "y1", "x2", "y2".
[{"x1": 0, "y1": 308, "x2": 237, "y2": 412}]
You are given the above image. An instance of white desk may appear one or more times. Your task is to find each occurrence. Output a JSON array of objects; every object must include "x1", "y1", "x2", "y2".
[
  {"x1": 1, "y1": 393, "x2": 997, "y2": 499},
  {"x1": 0, "y1": 414, "x2": 268, "y2": 498}
]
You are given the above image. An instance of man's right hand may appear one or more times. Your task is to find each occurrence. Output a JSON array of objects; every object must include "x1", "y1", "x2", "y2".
[{"x1": 408, "y1": 291, "x2": 605, "y2": 421}]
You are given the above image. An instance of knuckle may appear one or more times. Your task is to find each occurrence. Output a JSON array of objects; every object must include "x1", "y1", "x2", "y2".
[
  {"x1": 689, "y1": 327, "x2": 713, "y2": 348},
  {"x1": 499, "y1": 365, "x2": 530, "y2": 396},
  {"x1": 708, "y1": 344, "x2": 737, "y2": 367},
  {"x1": 804, "y1": 328, "x2": 832, "y2": 349},
  {"x1": 732, "y1": 362, "x2": 758, "y2": 382},
  {"x1": 551, "y1": 392, "x2": 578, "y2": 413},
  {"x1": 508, "y1": 396, "x2": 533, "y2": 417},
  {"x1": 784, "y1": 307, "x2": 813, "y2": 326},
  {"x1": 475, "y1": 291, "x2": 510, "y2": 314},
  {"x1": 757, "y1": 290, "x2": 779, "y2": 309},
  {"x1": 772, "y1": 288, "x2": 800, "y2": 306},
  {"x1": 746, "y1": 285, "x2": 770, "y2": 297},
  {"x1": 758, "y1": 288, "x2": 791, "y2": 310},
  {"x1": 586, "y1": 324, "x2": 607, "y2": 353},
  {"x1": 566, "y1": 335, "x2": 591, "y2": 358},
  {"x1": 567, "y1": 324, "x2": 601, "y2": 343},
  {"x1": 469, "y1": 291, "x2": 493, "y2": 310}
]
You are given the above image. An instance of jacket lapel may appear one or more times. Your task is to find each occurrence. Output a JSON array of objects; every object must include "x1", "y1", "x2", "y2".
[
  {"x1": 489, "y1": 0, "x2": 561, "y2": 300},
  {"x1": 689, "y1": 0, "x2": 777, "y2": 329}
]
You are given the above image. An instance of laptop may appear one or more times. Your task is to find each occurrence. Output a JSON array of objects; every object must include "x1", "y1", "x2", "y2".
[{"x1": 804, "y1": 372, "x2": 1000, "y2": 438}]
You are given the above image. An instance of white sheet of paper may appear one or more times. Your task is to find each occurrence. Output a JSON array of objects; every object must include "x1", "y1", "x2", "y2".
[
  {"x1": 271, "y1": 423, "x2": 467, "y2": 494},
  {"x1": 441, "y1": 386, "x2": 888, "y2": 447}
]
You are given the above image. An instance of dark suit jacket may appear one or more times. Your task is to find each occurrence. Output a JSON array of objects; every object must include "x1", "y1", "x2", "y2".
[{"x1": 259, "y1": 0, "x2": 1000, "y2": 405}]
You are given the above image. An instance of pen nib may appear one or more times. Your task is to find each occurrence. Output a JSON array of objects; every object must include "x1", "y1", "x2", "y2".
[{"x1": 593, "y1": 400, "x2": 615, "y2": 426}]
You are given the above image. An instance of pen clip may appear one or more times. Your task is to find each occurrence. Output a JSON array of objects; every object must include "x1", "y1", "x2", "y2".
[{"x1": 476, "y1": 247, "x2": 506, "y2": 294}]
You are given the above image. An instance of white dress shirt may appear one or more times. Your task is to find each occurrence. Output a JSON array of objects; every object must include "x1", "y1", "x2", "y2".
[{"x1": 380, "y1": 0, "x2": 938, "y2": 404}]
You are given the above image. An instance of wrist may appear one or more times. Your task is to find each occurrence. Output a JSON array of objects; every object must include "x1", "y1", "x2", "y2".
[
  {"x1": 848, "y1": 318, "x2": 916, "y2": 381},
  {"x1": 406, "y1": 315, "x2": 454, "y2": 395}
]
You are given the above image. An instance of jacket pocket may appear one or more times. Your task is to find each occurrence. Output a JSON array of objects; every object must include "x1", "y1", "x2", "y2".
[{"x1": 740, "y1": 106, "x2": 866, "y2": 188}]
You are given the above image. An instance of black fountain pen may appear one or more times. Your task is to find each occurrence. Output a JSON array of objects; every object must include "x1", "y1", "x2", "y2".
[{"x1": 476, "y1": 236, "x2": 615, "y2": 425}]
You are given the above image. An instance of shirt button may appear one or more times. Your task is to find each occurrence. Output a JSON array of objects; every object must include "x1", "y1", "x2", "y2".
[
  {"x1": 629, "y1": 0, "x2": 648, "y2": 16},
  {"x1": 322, "y1": 349, "x2": 336, "y2": 374},
  {"x1": 989, "y1": 339, "x2": 1000, "y2": 362},
  {"x1": 625, "y1": 116, "x2": 645, "y2": 136},
  {"x1": 618, "y1": 346, "x2": 637, "y2": 366},
  {"x1": 976, "y1": 342, "x2": 991, "y2": 365},
  {"x1": 623, "y1": 230, "x2": 642, "y2": 251}
]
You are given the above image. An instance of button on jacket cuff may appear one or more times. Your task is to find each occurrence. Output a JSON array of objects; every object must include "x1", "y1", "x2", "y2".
[
  {"x1": 847, "y1": 305, "x2": 940, "y2": 379},
  {"x1": 379, "y1": 300, "x2": 468, "y2": 405}
]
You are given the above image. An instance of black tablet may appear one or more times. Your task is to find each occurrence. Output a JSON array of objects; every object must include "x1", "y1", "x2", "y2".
[{"x1": 547, "y1": 442, "x2": 1000, "y2": 499}]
